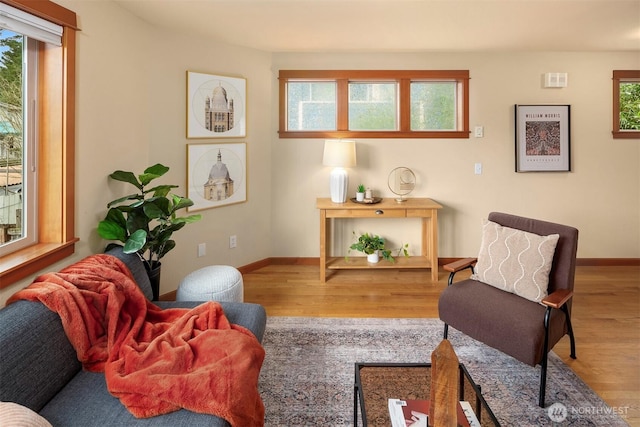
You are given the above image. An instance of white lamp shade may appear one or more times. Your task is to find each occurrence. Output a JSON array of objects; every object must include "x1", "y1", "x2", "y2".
[{"x1": 323, "y1": 140, "x2": 356, "y2": 167}]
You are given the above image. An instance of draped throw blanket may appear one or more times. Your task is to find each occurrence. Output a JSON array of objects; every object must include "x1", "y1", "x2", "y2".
[{"x1": 7, "y1": 255, "x2": 265, "y2": 426}]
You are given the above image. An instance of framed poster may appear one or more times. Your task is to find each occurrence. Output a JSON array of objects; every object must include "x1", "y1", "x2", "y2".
[
  {"x1": 187, "y1": 143, "x2": 247, "y2": 211},
  {"x1": 515, "y1": 105, "x2": 571, "y2": 172},
  {"x1": 186, "y1": 71, "x2": 246, "y2": 138}
]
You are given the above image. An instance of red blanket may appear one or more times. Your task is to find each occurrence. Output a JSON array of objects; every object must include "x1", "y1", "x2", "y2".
[{"x1": 7, "y1": 254, "x2": 265, "y2": 426}]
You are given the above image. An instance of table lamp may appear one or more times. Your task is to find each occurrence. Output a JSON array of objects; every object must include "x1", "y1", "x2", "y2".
[{"x1": 323, "y1": 139, "x2": 356, "y2": 203}]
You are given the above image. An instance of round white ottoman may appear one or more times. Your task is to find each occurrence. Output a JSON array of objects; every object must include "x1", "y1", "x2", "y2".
[{"x1": 176, "y1": 265, "x2": 244, "y2": 302}]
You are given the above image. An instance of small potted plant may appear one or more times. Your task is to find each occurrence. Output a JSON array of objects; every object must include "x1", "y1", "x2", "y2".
[
  {"x1": 347, "y1": 232, "x2": 409, "y2": 263},
  {"x1": 356, "y1": 184, "x2": 366, "y2": 202}
]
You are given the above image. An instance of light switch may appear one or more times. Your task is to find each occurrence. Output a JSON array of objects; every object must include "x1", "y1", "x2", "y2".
[{"x1": 474, "y1": 163, "x2": 482, "y2": 175}]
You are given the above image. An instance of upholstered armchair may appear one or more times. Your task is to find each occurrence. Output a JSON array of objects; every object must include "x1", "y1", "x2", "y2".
[{"x1": 438, "y1": 212, "x2": 578, "y2": 407}]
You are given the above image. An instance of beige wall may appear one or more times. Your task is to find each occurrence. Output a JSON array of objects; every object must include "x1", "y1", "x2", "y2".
[
  {"x1": 1, "y1": 1, "x2": 638, "y2": 305},
  {"x1": 270, "y1": 52, "x2": 640, "y2": 259},
  {"x1": 0, "y1": 0, "x2": 273, "y2": 304}
]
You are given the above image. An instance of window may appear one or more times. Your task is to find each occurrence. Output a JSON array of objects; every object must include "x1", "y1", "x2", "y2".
[
  {"x1": 0, "y1": 0, "x2": 78, "y2": 288},
  {"x1": 0, "y1": 30, "x2": 37, "y2": 256},
  {"x1": 612, "y1": 70, "x2": 640, "y2": 139},
  {"x1": 279, "y1": 70, "x2": 470, "y2": 138}
]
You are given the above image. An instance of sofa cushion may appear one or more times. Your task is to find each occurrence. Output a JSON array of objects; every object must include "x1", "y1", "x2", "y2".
[
  {"x1": 39, "y1": 371, "x2": 230, "y2": 427},
  {"x1": 0, "y1": 402, "x2": 53, "y2": 427},
  {"x1": 0, "y1": 300, "x2": 81, "y2": 412},
  {"x1": 471, "y1": 219, "x2": 559, "y2": 303}
]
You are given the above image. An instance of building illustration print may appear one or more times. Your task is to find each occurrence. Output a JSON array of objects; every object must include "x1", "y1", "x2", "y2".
[
  {"x1": 187, "y1": 71, "x2": 246, "y2": 138},
  {"x1": 204, "y1": 150, "x2": 234, "y2": 201},
  {"x1": 205, "y1": 84, "x2": 234, "y2": 133},
  {"x1": 187, "y1": 143, "x2": 247, "y2": 211}
]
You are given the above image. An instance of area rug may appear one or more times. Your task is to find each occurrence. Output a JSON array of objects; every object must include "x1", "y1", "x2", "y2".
[{"x1": 258, "y1": 317, "x2": 629, "y2": 426}]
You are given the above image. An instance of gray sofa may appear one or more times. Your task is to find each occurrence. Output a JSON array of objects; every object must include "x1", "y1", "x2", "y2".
[{"x1": 0, "y1": 248, "x2": 267, "y2": 426}]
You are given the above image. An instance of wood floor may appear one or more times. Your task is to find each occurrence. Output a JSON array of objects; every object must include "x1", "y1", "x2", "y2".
[{"x1": 242, "y1": 264, "x2": 640, "y2": 426}]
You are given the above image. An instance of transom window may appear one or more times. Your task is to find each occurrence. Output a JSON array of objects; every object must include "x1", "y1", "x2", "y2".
[
  {"x1": 612, "y1": 70, "x2": 640, "y2": 139},
  {"x1": 279, "y1": 70, "x2": 470, "y2": 139}
]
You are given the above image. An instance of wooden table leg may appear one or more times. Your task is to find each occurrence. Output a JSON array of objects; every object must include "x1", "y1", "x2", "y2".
[
  {"x1": 319, "y1": 210, "x2": 327, "y2": 282},
  {"x1": 431, "y1": 210, "x2": 439, "y2": 282}
]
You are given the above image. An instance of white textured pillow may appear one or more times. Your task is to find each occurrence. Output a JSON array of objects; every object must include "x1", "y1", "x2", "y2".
[
  {"x1": 471, "y1": 219, "x2": 559, "y2": 303},
  {"x1": 0, "y1": 402, "x2": 52, "y2": 427}
]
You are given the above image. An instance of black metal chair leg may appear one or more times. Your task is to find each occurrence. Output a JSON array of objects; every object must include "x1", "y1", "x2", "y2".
[
  {"x1": 443, "y1": 323, "x2": 449, "y2": 339},
  {"x1": 561, "y1": 304, "x2": 577, "y2": 359},
  {"x1": 539, "y1": 307, "x2": 552, "y2": 407}
]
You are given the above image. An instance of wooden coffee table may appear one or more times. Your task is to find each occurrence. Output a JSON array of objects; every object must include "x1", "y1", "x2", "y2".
[{"x1": 354, "y1": 362, "x2": 501, "y2": 426}]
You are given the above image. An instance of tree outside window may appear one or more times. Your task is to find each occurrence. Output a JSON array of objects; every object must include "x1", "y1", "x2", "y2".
[{"x1": 613, "y1": 70, "x2": 640, "y2": 139}]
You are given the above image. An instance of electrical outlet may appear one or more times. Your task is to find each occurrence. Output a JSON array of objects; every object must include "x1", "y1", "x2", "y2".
[
  {"x1": 229, "y1": 235, "x2": 237, "y2": 249},
  {"x1": 197, "y1": 243, "x2": 206, "y2": 257},
  {"x1": 474, "y1": 126, "x2": 484, "y2": 138}
]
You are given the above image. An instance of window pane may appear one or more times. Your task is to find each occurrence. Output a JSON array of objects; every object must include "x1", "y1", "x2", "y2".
[
  {"x1": 0, "y1": 29, "x2": 24, "y2": 248},
  {"x1": 287, "y1": 81, "x2": 336, "y2": 130},
  {"x1": 348, "y1": 82, "x2": 397, "y2": 130},
  {"x1": 411, "y1": 82, "x2": 456, "y2": 130},
  {"x1": 619, "y1": 82, "x2": 640, "y2": 130}
]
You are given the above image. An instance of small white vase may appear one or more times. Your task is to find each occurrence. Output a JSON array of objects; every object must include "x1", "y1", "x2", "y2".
[
  {"x1": 367, "y1": 252, "x2": 379, "y2": 263},
  {"x1": 356, "y1": 192, "x2": 365, "y2": 202},
  {"x1": 365, "y1": 188, "x2": 373, "y2": 199}
]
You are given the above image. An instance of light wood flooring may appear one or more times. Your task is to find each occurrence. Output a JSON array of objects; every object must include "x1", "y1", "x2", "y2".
[{"x1": 242, "y1": 264, "x2": 640, "y2": 426}]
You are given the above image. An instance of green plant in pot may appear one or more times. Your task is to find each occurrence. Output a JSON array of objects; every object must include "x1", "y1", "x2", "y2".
[
  {"x1": 356, "y1": 184, "x2": 366, "y2": 202},
  {"x1": 97, "y1": 163, "x2": 201, "y2": 300},
  {"x1": 347, "y1": 232, "x2": 409, "y2": 263}
]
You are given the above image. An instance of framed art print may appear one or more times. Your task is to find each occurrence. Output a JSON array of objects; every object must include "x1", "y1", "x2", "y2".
[
  {"x1": 187, "y1": 143, "x2": 247, "y2": 211},
  {"x1": 515, "y1": 104, "x2": 571, "y2": 172},
  {"x1": 187, "y1": 71, "x2": 246, "y2": 138}
]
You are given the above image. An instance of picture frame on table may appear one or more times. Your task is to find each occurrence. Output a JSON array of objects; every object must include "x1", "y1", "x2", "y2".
[
  {"x1": 186, "y1": 142, "x2": 247, "y2": 211},
  {"x1": 515, "y1": 104, "x2": 571, "y2": 172},
  {"x1": 186, "y1": 71, "x2": 246, "y2": 138}
]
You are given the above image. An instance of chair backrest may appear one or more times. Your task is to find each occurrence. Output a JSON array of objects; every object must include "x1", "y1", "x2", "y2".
[{"x1": 488, "y1": 212, "x2": 579, "y2": 295}]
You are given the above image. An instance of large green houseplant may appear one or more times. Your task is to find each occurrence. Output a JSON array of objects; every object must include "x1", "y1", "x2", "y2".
[{"x1": 97, "y1": 163, "x2": 201, "y2": 299}]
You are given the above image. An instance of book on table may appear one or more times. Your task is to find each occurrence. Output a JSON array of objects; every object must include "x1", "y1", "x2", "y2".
[{"x1": 388, "y1": 399, "x2": 480, "y2": 427}]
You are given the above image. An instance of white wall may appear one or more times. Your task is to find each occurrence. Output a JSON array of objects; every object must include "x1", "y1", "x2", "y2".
[{"x1": 270, "y1": 52, "x2": 640, "y2": 259}]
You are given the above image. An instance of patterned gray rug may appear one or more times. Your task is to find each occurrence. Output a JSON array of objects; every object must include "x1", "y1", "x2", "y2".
[{"x1": 258, "y1": 317, "x2": 629, "y2": 426}]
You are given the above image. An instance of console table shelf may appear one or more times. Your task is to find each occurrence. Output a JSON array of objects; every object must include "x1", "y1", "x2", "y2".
[
  {"x1": 317, "y1": 197, "x2": 442, "y2": 282},
  {"x1": 327, "y1": 256, "x2": 433, "y2": 269}
]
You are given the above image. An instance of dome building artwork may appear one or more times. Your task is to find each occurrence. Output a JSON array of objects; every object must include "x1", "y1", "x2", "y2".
[
  {"x1": 204, "y1": 83, "x2": 235, "y2": 133},
  {"x1": 204, "y1": 150, "x2": 234, "y2": 201}
]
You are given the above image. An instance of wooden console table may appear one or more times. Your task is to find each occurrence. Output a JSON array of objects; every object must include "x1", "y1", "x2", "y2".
[{"x1": 317, "y1": 197, "x2": 442, "y2": 282}]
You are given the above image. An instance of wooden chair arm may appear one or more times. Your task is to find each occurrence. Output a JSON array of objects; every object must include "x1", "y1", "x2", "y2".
[
  {"x1": 541, "y1": 289, "x2": 573, "y2": 309},
  {"x1": 443, "y1": 258, "x2": 477, "y2": 273}
]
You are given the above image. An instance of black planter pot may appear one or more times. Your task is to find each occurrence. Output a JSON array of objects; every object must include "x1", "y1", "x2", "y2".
[{"x1": 145, "y1": 261, "x2": 161, "y2": 301}]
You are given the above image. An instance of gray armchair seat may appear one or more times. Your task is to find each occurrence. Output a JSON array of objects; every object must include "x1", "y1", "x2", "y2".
[{"x1": 438, "y1": 212, "x2": 578, "y2": 407}]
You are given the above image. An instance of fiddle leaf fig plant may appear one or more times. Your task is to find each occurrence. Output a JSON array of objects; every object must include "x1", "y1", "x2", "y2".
[
  {"x1": 347, "y1": 231, "x2": 409, "y2": 263},
  {"x1": 97, "y1": 163, "x2": 201, "y2": 267}
]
